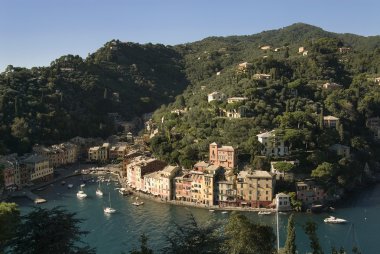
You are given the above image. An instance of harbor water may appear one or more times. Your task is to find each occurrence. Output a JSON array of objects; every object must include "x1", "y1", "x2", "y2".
[{"x1": 13, "y1": 175, "x2": 380, "y2": 254}]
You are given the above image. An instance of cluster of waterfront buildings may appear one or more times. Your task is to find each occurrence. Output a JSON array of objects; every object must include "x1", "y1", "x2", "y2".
[
  {"x1": 7, "y1": 113, "x2": 380, "y2": 210},
  {"x1": 118, "y1": 142, "x2": 285, "y2": 208},
  {"x1": 0, "y1": 136, "x2": 110, "y2": 190}
]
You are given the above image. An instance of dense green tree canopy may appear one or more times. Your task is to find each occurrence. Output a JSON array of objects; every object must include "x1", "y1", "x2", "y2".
[{"x1": 8, "y1": 207, "x2": 95, "y2": 254}]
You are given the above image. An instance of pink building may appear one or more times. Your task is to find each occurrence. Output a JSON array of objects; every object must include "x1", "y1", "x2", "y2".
[
  {"x1": 296, "y1": 180, "x2": 326, "y2": 205},
  {"x1": 126, "y1": 156, "x2": 166, "y2": 191},
  {"x1": 2, "y1": 163, "x2": 16, "y2": 189},
  {"x1": 209, "y1": 142, "x2": 236, "y2": 169},
  {"x1": 174, "y1": 173, "x2": 192, "y2": 202}
]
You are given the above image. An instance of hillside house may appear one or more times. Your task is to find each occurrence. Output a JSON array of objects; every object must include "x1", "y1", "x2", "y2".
[
  {"x1": 253, "y1": 73, "x2": 271, "y2": 80},
  {"x1": 338, "y1": 47, "x2": 351, "y2": 54},
  {"x1": 322, "y1": 82, "x2": 343, "y2": 90},
  {"x1": 323, "y1": 115, "x2": 339, "y2": 128},
  {"x1": 270, "y1": 160, "x2": 297, "y2": 180},
  {"x1": 366, "y1": 117, "x2": 380, "y2": 139},
  {"x1": 227, "y1": 97, "x2": 248, "y2": 104},
  {"x1": 329, "y1": 144, "x2": 350, "y2": 158},
  {"x1": 260, "y1": 45, "x2": 271, "y2": 50},
  {"x1": 257, "y1": 130, "x2": 289, "y2": 157},
  {"x1": 208, "y1": 91, "x2": 225, "y2": 103},
  {"x1": 237, "y1": 62, "x2": 252, "y2": 73}
]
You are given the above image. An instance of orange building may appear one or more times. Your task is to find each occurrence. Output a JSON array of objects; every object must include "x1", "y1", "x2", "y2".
[{"x1": 209, "y1": 142, "x2": 236, "y2": 169}]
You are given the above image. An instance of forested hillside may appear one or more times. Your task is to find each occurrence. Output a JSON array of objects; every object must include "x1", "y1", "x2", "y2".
[
  {"x1": 149, "y1": 23, "x2": 380, "y2": 191},
  {"x1": 0, "y1": 40, "x2": 186, "y2": 154}
]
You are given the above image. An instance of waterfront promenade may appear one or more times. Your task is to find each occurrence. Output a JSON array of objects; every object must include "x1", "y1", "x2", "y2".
[{"x1": 112, "y1": 170, "x2": 276, "y2": 212}]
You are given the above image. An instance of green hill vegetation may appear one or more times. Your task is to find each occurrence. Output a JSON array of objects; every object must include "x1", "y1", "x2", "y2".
[
  {"x1": 0, "y1": 40, "x2": 186, "y2": 153},
  {"x1": 2, "y1": 23, "x2": 380, "y2": 193},
  {"x1": 148, "y1": 23, "x2": 380, "y2": 192}
]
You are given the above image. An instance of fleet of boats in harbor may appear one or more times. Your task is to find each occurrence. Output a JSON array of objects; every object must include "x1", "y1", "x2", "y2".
[
  {"x1": 41, "y1": 173, "x2": 350, "y2": 225},
  {"x1": 71, "y1": 174, "x2": 143, "y2": 213}
]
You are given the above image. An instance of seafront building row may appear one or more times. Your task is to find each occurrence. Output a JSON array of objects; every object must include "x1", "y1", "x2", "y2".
[
  {"x1": 0, "y1": 136, "x2": 121, "y2": 189},
  {"x1": 119, "y1": 143, "x2": 302, "y2": 210},
  {"x1": 1, "y1": 134, "x2": 326, "y2": 211}
]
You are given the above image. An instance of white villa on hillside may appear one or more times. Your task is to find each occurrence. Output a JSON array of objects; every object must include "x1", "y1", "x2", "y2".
[
  {"x1": 227, "y1": 97, "x2": 248, "y2": 104},
  {"x1": 322, "y1": 82, "x2": 343, "y2": 90},
  {"x1": 208, "y1": 91, "x2": 225, "y2": 103},
  {"x1": 257, "y1": 130, "x2": 289, "y2": 157}
]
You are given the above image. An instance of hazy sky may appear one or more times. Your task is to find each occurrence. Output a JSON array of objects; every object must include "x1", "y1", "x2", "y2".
[{"x1": 1, "y1": 0, "x2": 379, "y2": 71}]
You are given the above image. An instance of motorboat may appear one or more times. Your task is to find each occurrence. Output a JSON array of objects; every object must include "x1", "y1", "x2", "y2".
[
  {"x1": 80, "y1": 183, "x2": 86, "y2": 188},
  {"x1": 324, "y1": 216, "x2": 347, "y2": 224},
  {"x1": 61, "y1": 181, "x2": 66, "y2": 185},
  {"x1": 68, "y1": 184, "x2": 74, "y2": 189},
  {"x1": 221, "y1": 211, "x2": 228, "y2": 214},
  {"x1": 132, "y1": 197, "x2": 144, "y2": 206},
  {"x1": 209, "y1": 209, "x2": 215, "y2": 212},
  {"x1": 258, "y1": 211, "x2": 272, "y2": 215},
  {"x1": 76, "y1": 190, "x2": 87, "y2": 199},
  {"x1": 311, "y1": 204, "x2": 324, "y2": 213},
  {"x1": 104, "y1": 193, "x2": 116, "y2": 214},
  {"x1": 119, "y1": 188, "x2": 131, "y2": 196}
]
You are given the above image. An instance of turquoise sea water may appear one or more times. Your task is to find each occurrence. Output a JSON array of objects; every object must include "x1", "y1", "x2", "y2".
[{"x1": 14, "y1": 176, "x2": 380, "y2": 254}]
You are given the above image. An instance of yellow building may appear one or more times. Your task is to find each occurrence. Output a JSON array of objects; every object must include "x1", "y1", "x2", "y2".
[
  {"x1": 236, "y1": 170, "x2": 275, "y2": 208},
  {"x1": 88, "y1": 143, "x2": 110, "y2": 162},
  {"x1": 23, "y1": 154, "x2": 53, "y2": 182},
  {"x1": 109, "y1": 145, "x2": 128, "y2": 160},
  {"x1": 190, "y1": 164, "x2": 222, "y2": 206}
]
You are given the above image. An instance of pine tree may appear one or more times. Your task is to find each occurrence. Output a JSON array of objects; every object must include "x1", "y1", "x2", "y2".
[
  {"x1": 284, "y1": 214, "x2": 296, "y2": 254},
  {"x1": 303, "y1": 221, "x2": 323, "y2": 254},
  {"x1": 284, "y1": 47, "x2": 290, "y2": 59},
  {"x1": 337, "y1": 122, "x2": 344, "y2": 142}
]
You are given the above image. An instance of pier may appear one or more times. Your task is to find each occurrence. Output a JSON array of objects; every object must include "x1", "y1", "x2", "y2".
[{"x1": 9, "y1": 190, "x2": 46, "y2": 204}]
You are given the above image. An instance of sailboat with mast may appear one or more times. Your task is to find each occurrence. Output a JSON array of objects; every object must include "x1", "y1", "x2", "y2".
[
  {"x1": 96, "y1": 180, "x2": 103, "y2": 197},
  {"x1": 104, "y1": 192, "x2": 116, "y2": 214},
  {"x1": 76, "y1": 185, "x2": 87, "y2": 199}
]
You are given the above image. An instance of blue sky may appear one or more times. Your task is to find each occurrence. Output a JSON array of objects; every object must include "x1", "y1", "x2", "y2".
[{"x1": 0, "y1": 0, "x2": 379, "y2": 71}]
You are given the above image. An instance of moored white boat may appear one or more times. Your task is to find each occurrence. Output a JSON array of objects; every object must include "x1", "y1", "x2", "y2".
[
  {"x1": 324, "y1": 216, "x2": 347, "y2": 224},
  {"x1": 76, "y1": 190, "x2": 87, "y2": 199},
  {"x1": 80, "y1": 183, "x2": 86, "y2": 188},
  {"x1": 104, "y1": 193, "x2": 116, "y2": 214},
  {"x1": 258, "y1": 211, "x2": 272, "y2": 215},
  {"x1": 221, "y1": 211, "x2": 228, "y2": 214},
  {"x1": 132, "y1": 197, "x2": 144, "y2": 206},
  {"x1": 68, "y1": 184, "x2": 74, "y2": 189},
  {"x1": 209, "y1": 209, "x2": 215, "y2": 212},
  {"x1": 96, "y1": 181, "x2": 103, "y2": 197},
  {"x1": 104, "y1": 207, "x2": 116, "y2": 214},
  {"x1": 96, "y1": 189, "x2": 103, "y2": 196}
]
